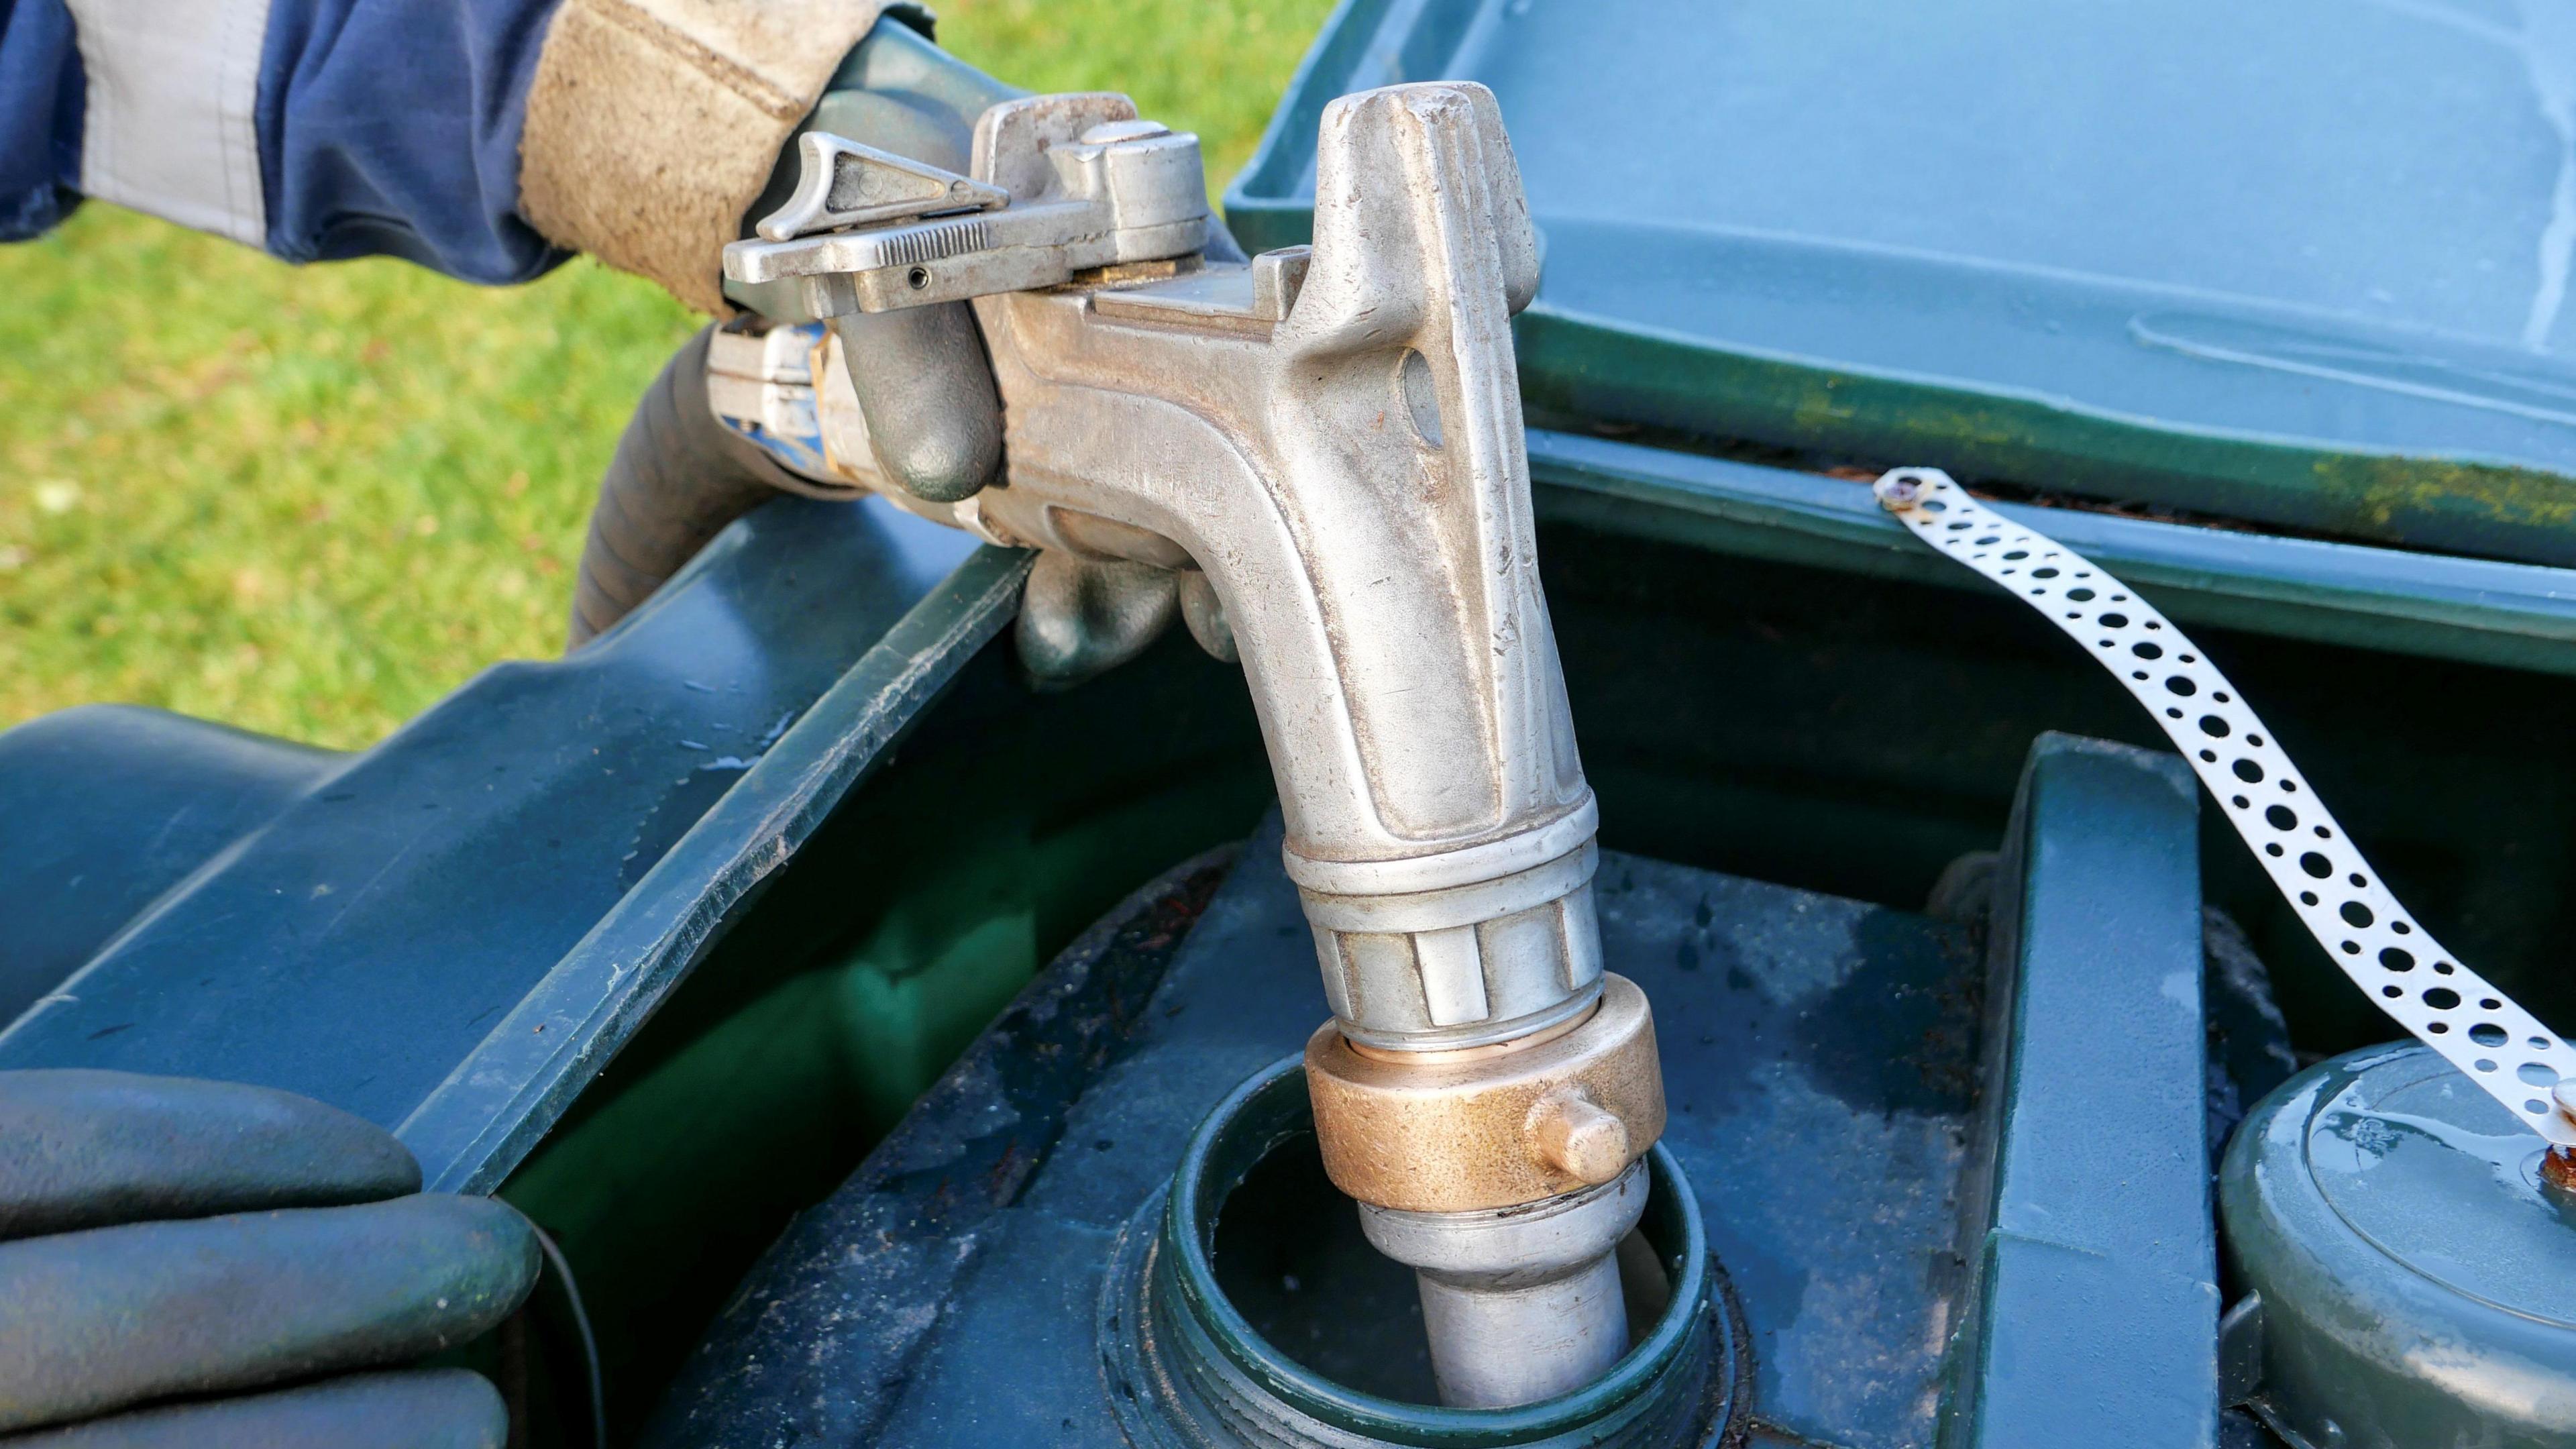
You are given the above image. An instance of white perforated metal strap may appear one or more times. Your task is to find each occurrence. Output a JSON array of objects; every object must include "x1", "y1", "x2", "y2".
[{"x1": 1874, "y1": 468, "x2": 2576, "y2": 1144}]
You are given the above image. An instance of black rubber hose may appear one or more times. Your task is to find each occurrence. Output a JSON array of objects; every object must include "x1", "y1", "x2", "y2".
[{"x1": 566, "y1": 325, "x2": 804, "y2": 650}]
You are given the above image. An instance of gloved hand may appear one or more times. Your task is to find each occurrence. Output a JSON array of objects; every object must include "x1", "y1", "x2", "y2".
[
  {"x1": 524, "y1": 1, "x2": 1010, "y2": 508},
  {"x1": 0, "y1": 1071, "x2": 538, "y2": 1449},
  {"x1": 731, "y1": 15, "x2": 1020, "y2": 508},
  {"x1": 740, "y1": 18, "x2": 1241, "y2": 511},
  {"x1": 563, "y1": 14, "x2": 1242, "y2": 686},
  {"x1": 565, "y1": 15, "x2": 1016, "y2": 648},
  {"x1": 743, "y1": 20, "x2": 1250, "y2": 688}
]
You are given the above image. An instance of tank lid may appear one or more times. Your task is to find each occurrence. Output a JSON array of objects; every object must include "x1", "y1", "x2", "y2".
[
  {"x1": 2223, "y1": 1045, "x2": 2576, "y2": 1449},
  {"x1": 2306, "y1": 1049, "x2": 2576, "y2": 1326}
]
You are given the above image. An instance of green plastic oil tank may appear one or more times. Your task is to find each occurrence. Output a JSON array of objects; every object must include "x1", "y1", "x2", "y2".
[
  {"x1": 1230, "y1": 0, "x2": 2576, "y2": 566},
  {"x1": 2220, "y1": 1043, "x2": 2576, "y2": 1447}
]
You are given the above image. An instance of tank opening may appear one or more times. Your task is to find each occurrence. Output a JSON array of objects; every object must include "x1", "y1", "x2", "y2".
[{"x1": 1207, "y1": 1122, "x2": 1674, "y2": 1406}]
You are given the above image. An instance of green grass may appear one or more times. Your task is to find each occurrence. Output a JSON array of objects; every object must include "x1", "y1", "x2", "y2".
[{"x1": 0, "y1": 0, "x2": 1333, "y2": 748}]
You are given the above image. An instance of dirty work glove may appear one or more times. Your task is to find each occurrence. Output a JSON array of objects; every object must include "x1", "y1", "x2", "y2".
[
  {"x1": 733, "y1": 14, "x2": 1021, "y2": 508},
  {"x1": 564, "y1": 15, "x2": 1018, "y2": 649},
  {"x1": 519, "y1": 0, "x2": 1013, "y2": 507},
  {"x1": 0, "y1": 1071, "x2": 537, "y2": 1448},
  {"x1": 744, "y1": 20, "x2": 1248, "y2": 684},
  {"x1": 552, "y1": 11, "x2": 1242, "y2": 682},
  {"x1": 738, "y1": 17, "x2": 1241, "y2": 510}
]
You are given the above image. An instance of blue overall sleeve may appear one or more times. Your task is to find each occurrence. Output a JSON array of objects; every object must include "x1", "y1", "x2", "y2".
[
  {"x1": 0, "y1": 0, "x2": 570, "y2": 284},
  {"x1": 0, "y1": 0, "x2": 80, "y2": 239}
]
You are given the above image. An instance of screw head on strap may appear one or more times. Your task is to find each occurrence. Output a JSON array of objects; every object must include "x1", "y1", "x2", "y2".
[{"x1": 1873, "y1": 471, "x2": 1928, "y2": 511}]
